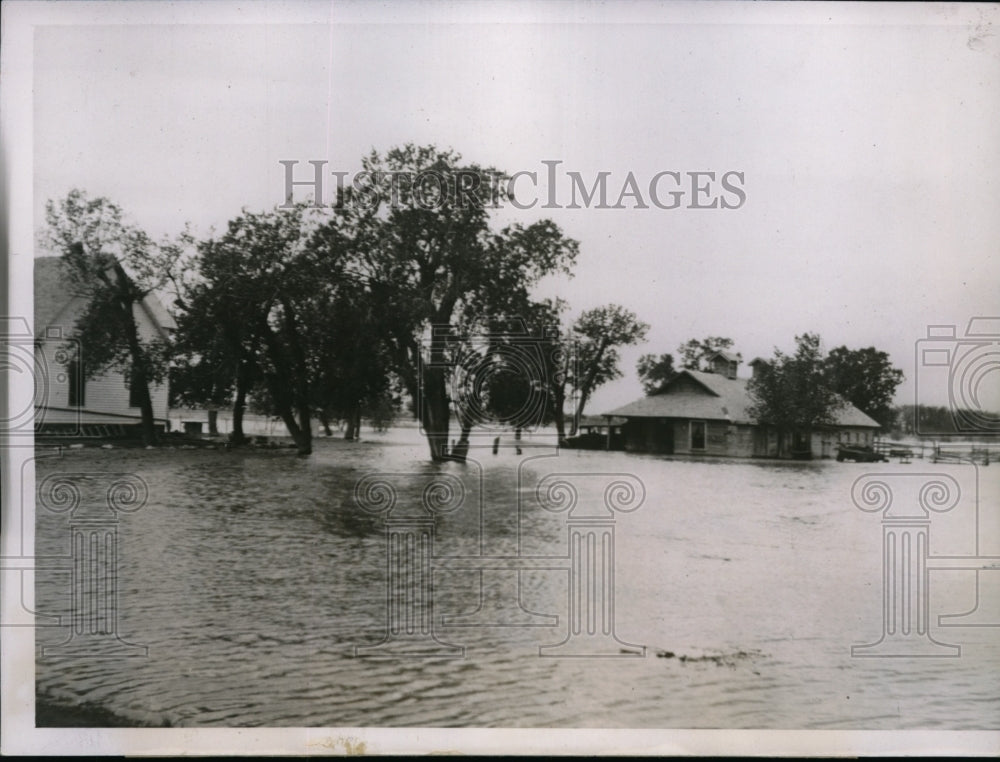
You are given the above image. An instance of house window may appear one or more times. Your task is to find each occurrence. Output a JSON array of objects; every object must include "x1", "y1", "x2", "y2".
[
  {"x1": 690, "y1": 421, "x2": 706, "y2": 450},
  {"x1": 67, "y1": 358, "x2": 84, "y2": 407}
]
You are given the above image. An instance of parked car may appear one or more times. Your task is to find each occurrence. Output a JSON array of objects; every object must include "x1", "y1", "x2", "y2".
[{"x1": 836, "y1": 444, "x2": 888, "y2": 463}]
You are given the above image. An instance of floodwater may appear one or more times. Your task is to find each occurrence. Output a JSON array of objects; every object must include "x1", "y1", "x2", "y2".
[{"x1": 33, "y1": 427, "x2": 1000, "y2": 728}]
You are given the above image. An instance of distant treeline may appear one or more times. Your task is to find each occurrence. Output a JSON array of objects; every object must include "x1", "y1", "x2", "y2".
[{"x1": 888, "y1": 404, "x2": 999, "y2": 439}]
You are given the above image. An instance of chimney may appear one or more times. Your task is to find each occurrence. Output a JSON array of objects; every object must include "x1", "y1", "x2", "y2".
[{"x1": 749, "y1": 357, "x2": 768, "y2": 379}]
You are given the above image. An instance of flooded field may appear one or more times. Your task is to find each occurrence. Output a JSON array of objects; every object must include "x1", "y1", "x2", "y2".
[{"x1": 33, "y1": 429, "x2": 1000, "y2": 728}]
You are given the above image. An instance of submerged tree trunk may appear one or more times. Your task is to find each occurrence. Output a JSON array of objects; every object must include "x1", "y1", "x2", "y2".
[
  {"x1": 283, "y1": 302, "x2": 313, "y2": 456},
  {"x1": 551, "y1": 378, "x2": 567, "y2": 443},
  {"x1": 344, "y1": 404, "x2": 359, "y2": 440},
  {"x1": 122, "y1": 310, "x2": 156, "y2": 446},
  {"x1": 230, "y1": 360, "x2": 250, "y2": 446},
  {"x1": 570, "y1": 337, "x2": 609, "y2": 437},
  {"x1": 104, "y1": 260, "x2": 158, "y2": 446},
  {"x1": 274, "y1": 403, "x2": 312, "y2": 455},
  {"x1": 451, "y1": 405, "x2": 474, "y2": 462},
  {"x1": 420, "y1": 353, "x2": 451, "y2": 462},
  {"x1": 133, "y1": 364, "x2": 157, "y2": 446}
]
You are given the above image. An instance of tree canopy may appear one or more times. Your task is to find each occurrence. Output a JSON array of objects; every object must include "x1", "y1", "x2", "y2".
[
  {"x1": 568, "y1": 305, "x2": 649, "y2": 434},
  {"x1": 43, "y1": 147, "x2": 668, "y2": 460},
  {"x1": 747, "y1": 333, "x2": 845, "y2": 438},
  {"x1": 636, "y1": 353, "x2": 676, "y2": 395},
  {"x1": 824, "y1": 345, "x2": 903, "y2": 430}
]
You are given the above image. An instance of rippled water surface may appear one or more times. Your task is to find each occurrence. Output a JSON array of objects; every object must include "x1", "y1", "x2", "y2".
[{"x1": 34, "y1": 429, "x2": 1000, "y2": 728}]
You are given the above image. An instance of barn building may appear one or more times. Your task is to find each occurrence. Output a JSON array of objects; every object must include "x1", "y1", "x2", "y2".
[{"x1": 603, "y1": 352, "x2": 880, "y2": 459}]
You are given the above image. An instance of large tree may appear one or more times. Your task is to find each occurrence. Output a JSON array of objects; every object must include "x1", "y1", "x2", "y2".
[
  {"x1": 636, "y1": 353, "x2": 676, "y2": 395},
  {"x1": 176, "y1": 204, "x2": 324, "y2": 454},
  {"x1": 327, "y1": 144, "x2": 579, "y2": 461},
  {"x1": 568, "y1": 305, "x2": 649, "y2": 435},
  {"x1": 42, "y1": 190, "x2": 182, "y2": 445},
  {"x1": 747, "y1": 333, "x2": 844, "y2": 456},
  {"x1": 824, "y1": 346, "x2": 903, "y2": 430},
  {"x1": 450, "y1": 301, "x2": 570, "y2": 453},
  {"x1": 307, "y1": 280, "x2": 399, "y2": 440}
]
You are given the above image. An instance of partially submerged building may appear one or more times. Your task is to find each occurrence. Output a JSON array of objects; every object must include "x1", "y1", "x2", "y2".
[
  {"x1": 603, "y1": 352, "x2": 880, "y2": 459},
  {"x1": 34, "y1": 256, "x2": 173, "y2": 436}
]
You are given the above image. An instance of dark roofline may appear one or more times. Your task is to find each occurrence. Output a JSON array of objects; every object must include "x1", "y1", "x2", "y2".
[{"x1": 659, "y1": 369, "x2": 723, "y2": 397}]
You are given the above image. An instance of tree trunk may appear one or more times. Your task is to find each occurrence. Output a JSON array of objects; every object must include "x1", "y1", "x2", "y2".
[
  {"x1": 554, "y1": 409, "x2": 566, "y2": 442},
  {"x1": 344, "y1": 406, "x2": 357, "y2": 440},
  {"x1": 274, "y1": 402, "x2": 312, "y2": 455},
  {"x1": 420, "y1": 350, "x2": 451, "y2": 462},
  {"x1": 571, "y1": 338, "x2": 608, "y2": 437},
  {"x1": 551, "y1": 377, "x2": 567, "y2": 442},
  {"x1": 570, "y1": 386, "x2": 593, "y2": 437},
  {"x1": 259, "y1": 313, "x2": 312, "y2": 456},
  {"x1": 282, "y1": 302, "x2": 313, "y2": 456},
  {"x1": 207, "y1": 408, "x2": 219, "y2": 436},
  {"x1": 119, "y1": 299, "x2": 157, "y2": 446},
  {"x1": 320, "y1": 413, "x2": 333, "y2": 436},
  {"x1": 295, "y1": 400, "x2": 313, "y2": 454},
  {"x1": 451, "y1": 405, "x2": 473, "y2": 462},
  {"x1": 134, "y1": 365, "x2": 157, "y2": 446},
  {"x1": 230, "y1": 360, "x2": 250, "y2": 445}
]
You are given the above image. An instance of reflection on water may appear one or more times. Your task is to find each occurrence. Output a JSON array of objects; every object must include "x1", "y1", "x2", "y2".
[{"x1": 34, "y1": 429, "x2": 1000, "y2": 728}]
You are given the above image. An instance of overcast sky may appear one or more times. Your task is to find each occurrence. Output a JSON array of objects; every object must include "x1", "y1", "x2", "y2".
[{"x1": 26, "y1": 1, "x2": 1000, "y2": 413}]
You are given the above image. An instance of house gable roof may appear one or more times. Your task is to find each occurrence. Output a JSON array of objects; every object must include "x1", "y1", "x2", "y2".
[
  {"x1": 603, "y1": 368, "x2": 881, "y2": 428},
  {"x1": 604, "y1": 369, "x2": 753, "y2": 423},
  {"x1": 34, "y1": 256, "x2": 176, "y2": 338},
  {"x1": 33, "y1": 256, "x2": 79, "y2": 332}
]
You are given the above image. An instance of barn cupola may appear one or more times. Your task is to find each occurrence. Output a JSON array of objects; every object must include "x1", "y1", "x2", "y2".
[
  {"x1": 707, "y1": 350, "x2": 741, "y2": 380},
  {"x1": 748, "y1": 357, "x2": 769, "y2": 379}
]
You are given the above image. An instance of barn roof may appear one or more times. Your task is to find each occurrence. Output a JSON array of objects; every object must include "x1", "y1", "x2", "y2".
[
  {"x1": 605, "y1": 370, "x2": 753, "y2": 423},
  {"x1": 603, "y1": 369, "x2": 880, "y2": 429}
]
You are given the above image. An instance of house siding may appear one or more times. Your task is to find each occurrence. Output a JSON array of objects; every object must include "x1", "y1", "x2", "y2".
[
  {"x1": 35, "y1": 292, "x2": 170, "y2": 428},
  {"x1": 624, "y1": 418, "x2": 758, "y2": 457}
]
